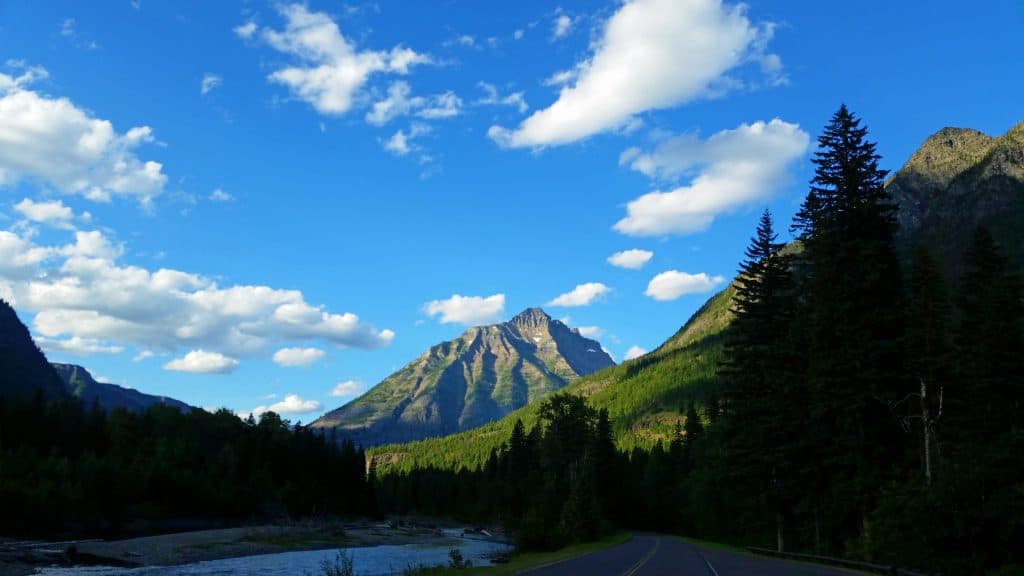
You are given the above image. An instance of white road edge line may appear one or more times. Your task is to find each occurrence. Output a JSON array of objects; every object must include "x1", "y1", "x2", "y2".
[{"x1": 701, "y1": 555, "x2": 720, "y2": 576}]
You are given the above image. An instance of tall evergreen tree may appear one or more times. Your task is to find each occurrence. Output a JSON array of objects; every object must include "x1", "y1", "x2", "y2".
[
  {"x1": 591, "y1": 409, "x2": 618, "y2": 523},
  {"x1": 791, "y1": 105, "x2": 907, "y2": 556},
  {"x1": 952, "y1": 227, "x2": 1024, "y2": 442},
  {"x1": 720, "y1": 209, "x2": 802, "y2": 551}
]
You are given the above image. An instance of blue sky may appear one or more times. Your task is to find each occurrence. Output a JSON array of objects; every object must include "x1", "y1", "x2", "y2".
[{"x1": 1, "y1": 0, "x2": 1021, "y2": 420}]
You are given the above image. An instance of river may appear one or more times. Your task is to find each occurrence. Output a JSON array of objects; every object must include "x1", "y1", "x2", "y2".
[{"x1": 31, "y1": 536, "x2": 511, "y2": 576}]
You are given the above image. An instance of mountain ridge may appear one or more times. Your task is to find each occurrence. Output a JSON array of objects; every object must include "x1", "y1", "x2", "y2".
[
  {"x1": 52, "y1": 362, "x2": 192, "y2": 413},
  {"x1": 0, "y1": 299, "x2": 68, "y2": 400},
  {"x1": 889, "y1": 120, "x2": 1024, "y2": 275},
  {"x1": 312, "y1": 308, "x2": 614, "y2": 447}
]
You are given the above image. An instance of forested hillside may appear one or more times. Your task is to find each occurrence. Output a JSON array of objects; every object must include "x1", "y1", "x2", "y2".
[
  {"x1": 369, "y1": 285, "x2": 733, "y2": 472},
  {"x1": 0, "y1": 299, "x2": 68, "y2": 400},
  {"x1": 373, "y1": 109, "x2": 1024, "y2": 575},
  {"x1": 0, "y1": 304, "x2": 371, "y2": 538}
]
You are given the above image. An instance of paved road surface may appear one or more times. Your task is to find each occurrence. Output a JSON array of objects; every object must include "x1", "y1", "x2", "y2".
[{"x1": 522, "y1": 533, "x2": 862, "y2": 575}]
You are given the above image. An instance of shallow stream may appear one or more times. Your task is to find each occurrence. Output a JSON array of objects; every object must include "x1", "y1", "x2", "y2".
[{"x1": 32, "y1": 536, "x2": 510, "y2": 576}]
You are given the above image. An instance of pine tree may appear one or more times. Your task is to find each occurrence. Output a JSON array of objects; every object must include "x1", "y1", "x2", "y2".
[
  {"x1": 791, "y1": 105, "x2": 908, "y2": 556},
  {"x1": 953, "y1": 227, "x2": 1024, "y2": 443},
  {"x1": 720, "y1": 209, "x2": 802, "y2": 551},
  {"x1": 591, "y1": 409, "x2": 618, "y2": 523},
  {"x1": 504, "y1": 419, "x2": 531, "y2": 522}
]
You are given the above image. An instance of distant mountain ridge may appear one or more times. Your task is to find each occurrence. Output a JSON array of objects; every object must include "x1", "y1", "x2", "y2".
[
  {"x1": 52, "y1": 363, "x2": 192, "y2": 413},
  {"x1": 1, "y1": 298, "x2": 191, "y2": 412},
  {"x1": 312, "y1": 308, "x2": 615, "y2": 447}
]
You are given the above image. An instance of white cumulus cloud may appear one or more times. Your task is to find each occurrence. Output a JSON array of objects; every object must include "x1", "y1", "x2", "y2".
[
  {"x1": 330, "y1": 379, "x2": 363, "y2": 397},
  {"x1": 272, "y1": 344, "x2": 323, "y2": 366},
  {"x1": 645, "y1": 270, "x2": 724, "y2": 301},
  {"x1": 624, "y1": 345, "x2": 648, "y2": 360},
  {"x1": 0, "y1": 225, "x2": 395, "y2": 362},
  {"x1": 547, "y1": 282, "x2": 611, "y2": 307},
  {"x1": 607, "y1": 249, "x2": 653, "y2": 270},
  {"x1": 489, "y1": 0, "x2": 782, "y2": 148},
  {"x1": 245, "y1": 393, "x2": 323, "y2": 419},
  {"x1": 14, "y1": 198, "x2": 74, "y2": 228},
  {"x1": 164, "y1": 350, "x2": 239, "y2": 374},
  {"x1": 252, "y1": 4, "x2": 430, "y2": 116},
  {"x1": 615, "y1": 119, "x2": 809, "y2": 236},
  {"x1": 272, "y1": 346, "x2": 326, "y2": 367},
  {"x1": 424, "y1": 293, "x2": 505, "y2": 325},
  {"x1": 0, "y1": 65, "x2": 168, "y2": 207},
  {"x1": 575, "y1": 325, "x2": 604, "y2": 339}
]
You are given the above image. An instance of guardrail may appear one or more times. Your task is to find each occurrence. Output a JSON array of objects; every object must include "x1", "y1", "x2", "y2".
[{"x1": 745, "y1": 546, "x2": 932, "y2": 576}]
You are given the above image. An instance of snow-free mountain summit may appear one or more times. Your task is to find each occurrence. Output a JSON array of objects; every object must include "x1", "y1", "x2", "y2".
[{"x1": 312, "y1": 308, "x2": 615, "y2": 447}]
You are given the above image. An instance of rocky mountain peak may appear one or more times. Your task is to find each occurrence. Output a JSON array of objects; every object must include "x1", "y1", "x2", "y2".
[
  {"x1": 887, "y1": 120, "x2": 1023, "y2": 277},
  {"x1": 312, "y1": 306, "x2": 614, "y2": 447},
  {"x1": 510, "y1": 307, "x2": 551, "y2": 330},
  {"x1": 891, "y1": 127, "x2": 993, "y2": 192}
]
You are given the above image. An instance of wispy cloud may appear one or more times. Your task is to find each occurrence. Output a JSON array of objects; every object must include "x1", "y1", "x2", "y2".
[
  {"x1": 246, "y1": 4, "x2": 431, "y2": 116},
  {"x1": 200, "y1": 73, "x2": 222, "y2": 95}
]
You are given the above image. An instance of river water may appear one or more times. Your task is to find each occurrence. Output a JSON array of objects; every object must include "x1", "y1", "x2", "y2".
[{"x1": 32, "y1": 536, "x2": 511, "y2": 576}]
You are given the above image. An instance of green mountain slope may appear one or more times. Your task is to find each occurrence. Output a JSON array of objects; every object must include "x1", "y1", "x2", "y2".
[
  {"x1": 52, "y1": 363, "x2": 192, "y2": 413},
  {"x1": 369, "y1": 285, "x2": 735, "y2": 472},
  {"x1": 313, "y1": 308, "x2": 615, "y2": 447},
  {"x1": 0, "y1": 299, "x2": 67, "y2": 400},
  {"x1": 371, "y1": 120, "x2": 1023, "y2": 474}
]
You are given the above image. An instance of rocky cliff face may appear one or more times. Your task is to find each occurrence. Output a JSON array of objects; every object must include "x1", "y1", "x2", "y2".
[
  {"x1": 887, "y1": 121, "x2": 1024, "y2": 275},
  {"x1": 312, "y1": 308, "x2": 615, "y2": 447}
]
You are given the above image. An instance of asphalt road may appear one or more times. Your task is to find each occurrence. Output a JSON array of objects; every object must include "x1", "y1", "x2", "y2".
[{"x1": 521, "y1": 533, "x2": 862, "y2": 575}]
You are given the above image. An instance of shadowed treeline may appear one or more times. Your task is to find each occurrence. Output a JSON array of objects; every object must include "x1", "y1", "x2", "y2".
[{"x1": 0, "y1": 398, "x2": 373, "y2": 537}]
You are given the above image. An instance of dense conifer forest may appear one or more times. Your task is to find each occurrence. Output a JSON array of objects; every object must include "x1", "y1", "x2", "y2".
[{"x1": 0, "y1": 397, "x2": 372, "y2": 537}]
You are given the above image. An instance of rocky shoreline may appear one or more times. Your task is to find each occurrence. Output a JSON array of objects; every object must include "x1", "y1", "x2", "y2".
[{"x1": 0, "y1": 520, "x2": 504, "y2": 575}]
